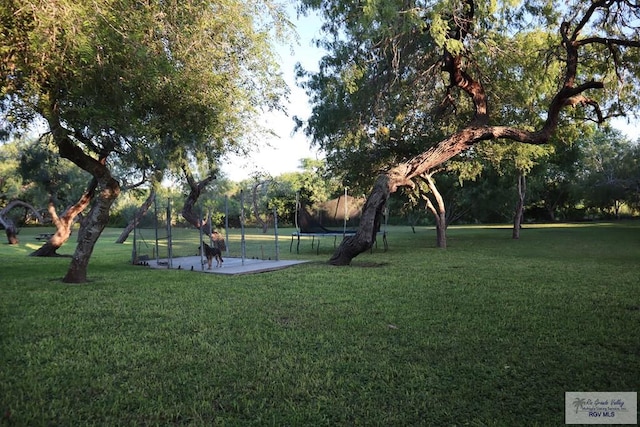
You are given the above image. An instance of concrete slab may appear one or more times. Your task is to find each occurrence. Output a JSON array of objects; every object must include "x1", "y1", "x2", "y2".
[{"x1": 145, "y1": 256, "x2": 308, "y2": 275}]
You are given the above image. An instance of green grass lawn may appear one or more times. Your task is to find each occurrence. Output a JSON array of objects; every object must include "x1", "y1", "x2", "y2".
[{"x1": 1, "y1": 223, "x2": 639, "y2": 426}]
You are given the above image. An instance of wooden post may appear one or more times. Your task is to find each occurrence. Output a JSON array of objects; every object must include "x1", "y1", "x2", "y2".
[
  {"x1": 273, "y1": 207, "x2": 279, "y2": 261},
  {"x1": 240, "y1": 190, "x2": 246, "y2": 265}
]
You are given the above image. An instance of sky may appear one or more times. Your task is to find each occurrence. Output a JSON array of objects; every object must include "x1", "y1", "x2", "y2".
[{"x1": 219, "y1": 9, "x2": 326, "y2": 182}]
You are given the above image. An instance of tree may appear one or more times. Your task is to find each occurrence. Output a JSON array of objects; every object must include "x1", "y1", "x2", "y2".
[
  {"x1": 0, "y1": 199, "x2": 43, "y2": 244},
  {"x1": 114, "y1": 171, "x2": 163, "y2": 244},
  {"x1": 180, "y1": 163, "x2": 226, "y2": 250},
  {"x1": 400, "y1": 168, "x2": 471, "y2": 236},
  {"x1": 419, "y1": 173, "x2": 448, "y2": 248},
  {"x1": 30, "y1": 178, "x2": 97, "y2": 256},
  {"x1": 1, "y1": 136, "x2": 84, "y2": 245},
  {"x1": 1, "y1": 0, "x2": 290, "y2": 281},
  {"x1": 528, "y1": 129, "x2": 587, "y2": 221},
  {"x1": 474, "y1": 142, "x2": 552, "y2": 238},
  {"x1": 17, "y1": 135, "x2": 97, "y2": 255},
  {"x1": 580, "y1": 127, "x2": 640, "y2": 217},
  {"x1": 1, "y1": 139, "x2": 29, "y2": 243},
  {"x1": 298, "y1": 0, "x2": 640, "y2": 265},
  {"x1": 621, "y1": 143, "x2": 640, "y2": 211}
]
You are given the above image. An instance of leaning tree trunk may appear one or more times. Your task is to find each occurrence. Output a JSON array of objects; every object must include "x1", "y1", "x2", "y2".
[
  {"x1": 406, "y1": 212, "x2": 421, "y2": 234},
  {"x1": 47, "y1": 114, "x2": 121, "y2": 283},
  {"x1": 422, "y1": 174, "x2": 447, "y2": 249},
  {"x1": 115, "y1": 187, "x2": 156, "y2": 244},
  {"x1": 181, "y1": 166, "x2": 226, "y2": 251},
  {"x1": 0, "y1": 200, "x2": 44, "y2": 244},
  {"x1": 3, "y1": 222, "x2": 19, "y2": 245},
  {"x1": 65, "y1": 177, "x2": 120, "y2": 283},
  {"x1": 329, "y1": 127, "x2": 535, "y2": 264},
  {"x1": 31, "y1": 179, "x2": 97, "y2": 256},
  {"x1": 329, "y1": 175, "x2": 390, "y2": 265},
  {"x1": 328, "y1": 1, "x2": 608, "y2": 265},
  {"x1": 512, "y1": 173, "x2": 526, "y2": 240},
  {"x1": 328, "y1": 129, "x2": 495, "y2": 265}
]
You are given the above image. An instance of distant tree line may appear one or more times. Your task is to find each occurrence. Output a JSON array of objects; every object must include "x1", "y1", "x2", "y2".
[
  {"x1": 2, "y1": 125, "x2": 638, "y2": 241},
  {"x1": 389, "y1": 126, "x2": 640, "y2": 228}
]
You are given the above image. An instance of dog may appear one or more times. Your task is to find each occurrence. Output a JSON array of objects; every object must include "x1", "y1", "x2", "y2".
[{"x1": 198, "y1": 241, "x2": 223, "y2": 269}]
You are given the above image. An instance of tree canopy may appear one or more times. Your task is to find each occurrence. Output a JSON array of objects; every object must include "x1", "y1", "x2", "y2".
[
  {"x1": 1, "y1": 0, "x2": 292, "y2": 281},
  {"x1": 296, "y1": 0, "x2": 640, "y2": 264}
]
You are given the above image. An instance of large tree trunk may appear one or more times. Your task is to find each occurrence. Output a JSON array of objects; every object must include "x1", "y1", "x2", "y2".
[
  {"x1": 328, "y1": 4, "x2": 609, "y2": 266},
  {"x1": 64, "y1": 177, "x2": 119, "y2": 283},
  {"x1": 31, "y1": 179, "x2": 97, "y2": 256},
  {"x1": 115, "y1": 187, "x2": 156, "y2": 244},
  {"x1": 47, "y1": 115, "x2": 121, "y2": 283},
  {"x1": 181, "y1": 165, "x2": 226, "y2": 251},
  {"x1": 613, "y1": 200, "x2": 622, "y2": 219},
  {"x1": 0, "y1": 200, "x2": 44, "y2": 245},
  {"x1": 4, "y1": 224, "x2": 18, "y2": 245},
  {"x1": 328, "y1": 128, "x2": 518, "y2": 265},
  {"x1": 422, "y1": 174, "x2": 447, "y2": 249},
  {"x1": 329, "y1": 175, "x2": 390, "y2": 265},
  {"x1": 512, "y1": 174, "x2": 526, "y2": 240}
]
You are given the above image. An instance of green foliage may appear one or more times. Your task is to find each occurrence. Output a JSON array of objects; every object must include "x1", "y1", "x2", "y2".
[
  {"x1": 1, "y1": 223, "x2": 639, "y2": 425},
  {"x1": 1, "y1": 0, "x2": 293, "y2": 279},
  {"x1": 297, "y1": 0, "x2": 640, "y2": 202},
  {"x1": 106, "y1": 158, "x2": 342, "y2": 232},
  {"x1": 298, "y1": 0, "x2": 446, "y2": 187},
  {"x1": 0, "y1": 141, "x2": 22, "y2": 202},
  {"x1": 227, "y1": 158, "x2": 341, "y2": 228},
  {"x1": 1, "y1": 136, "x2": 91, "y2": 221},
  {"x1": 477, "y1": 141, "x2": 553, "y2": 176},
  {"x1": 579, "y1": 127, "x2": 640, "y2": 216},
  {"x1": 18, "y1": 136, "x2": 92, "y2": 204},
  {"x1": 1, "y1": 0, "x2": 291, "y2": 167}
]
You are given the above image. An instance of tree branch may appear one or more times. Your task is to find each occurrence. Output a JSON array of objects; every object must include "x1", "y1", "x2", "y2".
[{"x1": 0, "y1": 200, "x2": 44, "y2": 223}]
